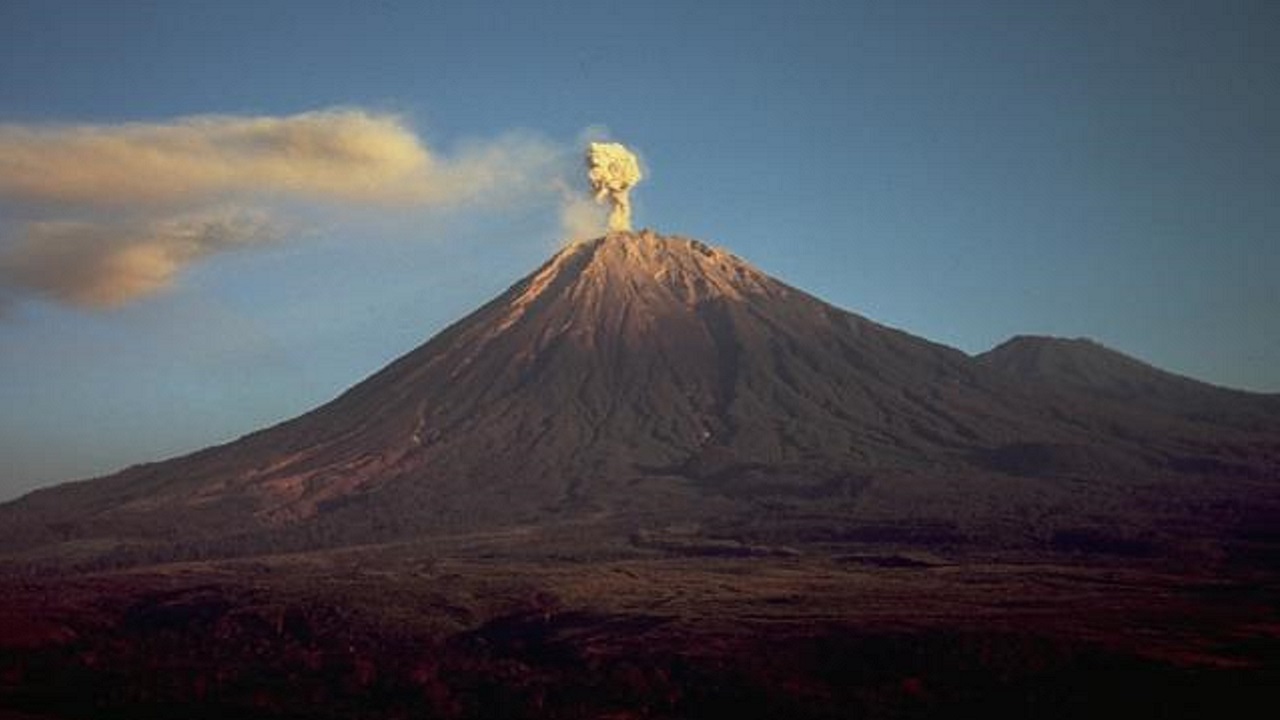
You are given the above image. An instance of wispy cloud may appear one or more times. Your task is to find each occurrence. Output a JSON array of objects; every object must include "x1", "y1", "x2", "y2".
[
  {"x1": 0, "y1": 109, "x2": 556, "y2": 207},
  {"x1": 1, "y1": 209, "x2": 278, "y2": 308},
  {"x1": 0, "y1": 109, "x2": 562, "y2": 308},
  {"x1": 557, "y1": 183, "x2": 608, "y2": 244}
]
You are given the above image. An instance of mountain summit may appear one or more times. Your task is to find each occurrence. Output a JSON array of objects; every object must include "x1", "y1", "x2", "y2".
[{"x1": 3, "y1": 231, "x2": 1278, "y2": 562}]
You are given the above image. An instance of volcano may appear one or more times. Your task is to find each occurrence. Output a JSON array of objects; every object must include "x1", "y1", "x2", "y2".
[
  {"x1": 2, "y1": 231, "x2": 1278, "y2": 563},
  {"x1": 4, "y1": 231, "x2": 1280, "y2": 720}
]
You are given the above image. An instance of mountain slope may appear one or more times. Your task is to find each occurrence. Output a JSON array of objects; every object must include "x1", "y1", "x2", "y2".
[
  {"x1": 2, "y1": 232, "x2": 1277, "y2": 562},
  {"x1": 979, "y1": 335, "x2": 1280, "y2": 430}
]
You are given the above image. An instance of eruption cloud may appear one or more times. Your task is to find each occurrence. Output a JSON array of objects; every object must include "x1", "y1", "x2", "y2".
[
  {"x1": 0, "y1": 209, "x2": 277, "y2": 309},
  {"x1": 0, "y1": 110, "x2": 555, "y2": 207},
  {"x1": 0, "y1": 111, "x2": 647, "y2": 308},
  {"x1": 0, "y1": 109, "x2": 560, "y2": 309},
  {"x1": 557, "y1": 188, "x2": 608, "y2": 244},
  {"x1": 586, "y1": 142, "x2": 642, "y2": 232}
]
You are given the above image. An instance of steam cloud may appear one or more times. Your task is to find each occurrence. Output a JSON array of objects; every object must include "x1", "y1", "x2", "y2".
[
  {"x1": 1, "y1": 210, "x2": 277, "y2": 308},
  {"x1": 558, "y1": 190, "x2": 609, "y2": 244},
  {"x1": 586, "y1": 142, "x2": 642, "y2": 232},
  {"x1": 0, "y1": 110, "x2": 550, "y2": 207},
  {"x1": 0, "y1": 109, "x2": 558, "y2": 308}
]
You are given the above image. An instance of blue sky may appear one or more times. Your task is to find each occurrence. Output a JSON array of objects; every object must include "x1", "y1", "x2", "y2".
[{"x1": 1, "y1": 0, "x2": 1277, "y2": 499}]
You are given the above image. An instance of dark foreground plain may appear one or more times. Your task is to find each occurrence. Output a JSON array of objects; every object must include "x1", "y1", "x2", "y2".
[
  {"x1": 2, "y1": 233, "x2": 1278, "y2": 718},
  {"x1": 2, "y1": 523, "x2": 1278, "y2": 720}
]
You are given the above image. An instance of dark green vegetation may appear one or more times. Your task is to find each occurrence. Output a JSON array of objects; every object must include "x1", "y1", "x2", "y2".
[{"x1": 2, "y1": 233, "x2": 1278, "y2": 717}]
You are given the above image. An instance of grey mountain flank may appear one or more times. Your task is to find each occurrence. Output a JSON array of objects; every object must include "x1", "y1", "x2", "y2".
[{"x1": 2, "y1": 231, "x2": 1278, "y2": 564}]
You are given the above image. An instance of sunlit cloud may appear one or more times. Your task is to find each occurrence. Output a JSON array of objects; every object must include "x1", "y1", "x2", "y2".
[
  {"x1": 0, "y1": 109, "x2": 556, "y2": 207},
  {"x1": 556, "y1": 181, "x2": 608, "y2": 244},
  {"x1": 0, "y1": 209, "x2": 278, "y2": 308},
  {"x1": 0, "y1": 108, "x2": 564, "y2": 309},
  {"x1": 555, "y1": 125, "x2": 632, "y2": 243}
]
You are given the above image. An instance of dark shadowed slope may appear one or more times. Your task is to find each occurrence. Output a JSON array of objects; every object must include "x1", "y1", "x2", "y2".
[
  {"x1": 975, "y1": 336, "x2": 1280, "y2": 483},
  {"x1": 2, "y1": 232, "x2": 1277, "y2": 562},
  {"x1": 979, "y1": 335, "x2": 1280, "y2": 430}
]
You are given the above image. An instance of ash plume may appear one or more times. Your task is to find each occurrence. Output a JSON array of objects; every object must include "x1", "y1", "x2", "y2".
[
  {"x1": 0, "y1": 110, "x2": 555, "y2": 207},
  {"x1": 558, "y1": 189, "x2": 608, "y2": 244},
  {"x1": 586, "y1": 142, "x2": 642, "y2": 232},
  {"x1": 0, "y1": 109, "x2": 559, "y2": 309},
  {"x1": 0, "y1": 209, "x2": 277, "y2": 309}
]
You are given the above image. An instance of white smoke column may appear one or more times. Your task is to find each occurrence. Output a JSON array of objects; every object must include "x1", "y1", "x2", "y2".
[{"x1": 586, "y1": 142, "x2": 642, "y2": 232}]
